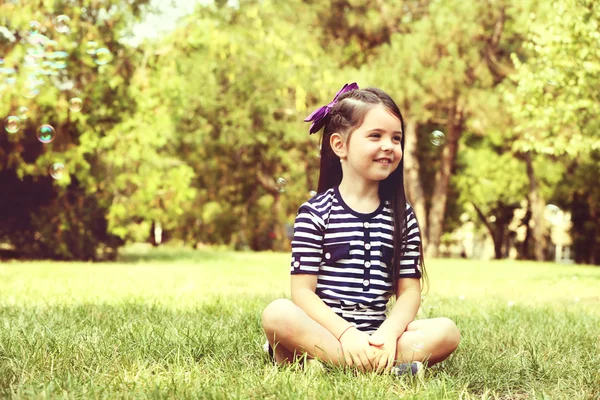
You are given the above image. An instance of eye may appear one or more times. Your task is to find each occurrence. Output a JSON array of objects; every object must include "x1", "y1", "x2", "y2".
[
  {"x1": 369, "y1": 133, "x2": 381, "y2": 139},
  {"x1": 393, "y1": 135, "x2": 402, "y2": 142}
]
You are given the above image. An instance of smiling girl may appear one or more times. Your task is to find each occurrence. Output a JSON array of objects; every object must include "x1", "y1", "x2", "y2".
[{"x1": 261, "y1": 83, "x2": 460, "y2": 376}]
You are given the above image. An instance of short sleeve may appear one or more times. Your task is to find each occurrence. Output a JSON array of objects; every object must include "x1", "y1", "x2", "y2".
[
  {"x1": 397, "y1": 205, "x2": 422, "y2": 279},
  {"x1": 290, "y1": 204, "x2": 324, "y2": 275}
]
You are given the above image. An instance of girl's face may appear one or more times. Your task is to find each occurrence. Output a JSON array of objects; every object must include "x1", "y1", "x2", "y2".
[{"x1": 342, "y1": 104, "x2": 403, "y2": 184}]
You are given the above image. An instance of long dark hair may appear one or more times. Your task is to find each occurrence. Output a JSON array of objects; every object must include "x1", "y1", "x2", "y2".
[{"x1": 316, "y1": 87, "x2": 427, "y2": 293}]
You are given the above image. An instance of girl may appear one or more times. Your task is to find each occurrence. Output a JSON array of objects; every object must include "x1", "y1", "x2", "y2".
[{"x1": 261, "y1": 83, "x2": 460, "y2": 376}]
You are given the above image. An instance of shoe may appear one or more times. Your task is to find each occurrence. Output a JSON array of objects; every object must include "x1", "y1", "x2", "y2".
[
  {"x1": 391, "y1": 361, "x2": 424, "y2": 377},
  {"x1": 263, "y1": 339, "x2": 275, "y2": 362}
]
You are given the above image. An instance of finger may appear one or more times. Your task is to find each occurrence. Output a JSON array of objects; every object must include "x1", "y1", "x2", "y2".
[
  {"x1": 368, "y1": 336, "x2": 384, "y2": 347},
  {"x1": 386, "y1": 354, "x2": 396, "y2": 372},
  {"x1": 343, "y1": 350, "x2": 355, "y2": 368},
  {"x1": 377, "y1": 353, "x2": 390, "y2": 373},
  {"x1": 361, "y1": 352, "x2": 373, "y2": 371}
]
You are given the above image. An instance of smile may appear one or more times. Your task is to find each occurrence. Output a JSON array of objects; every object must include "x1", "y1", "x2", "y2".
[{"x1": 374, "y1": 158, "x2": 392, "y2": 164}]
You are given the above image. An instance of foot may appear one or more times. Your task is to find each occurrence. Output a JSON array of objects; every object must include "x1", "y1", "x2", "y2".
[{"x1": 391, "y1": 361, "x2": 424, "y2": 377}]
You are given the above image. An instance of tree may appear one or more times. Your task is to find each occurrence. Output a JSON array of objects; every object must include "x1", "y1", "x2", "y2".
[
  {"x1": 0, "y1": 0, "x2": 153, "y2": 259},
  {"x1": 505, "y1": 0, "x2": 600, "y2": 262}
]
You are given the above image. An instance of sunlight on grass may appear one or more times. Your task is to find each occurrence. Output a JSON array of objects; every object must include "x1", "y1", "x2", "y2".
[{"x1": 0, "y1": 245, "x2": 598, "y2": 399}]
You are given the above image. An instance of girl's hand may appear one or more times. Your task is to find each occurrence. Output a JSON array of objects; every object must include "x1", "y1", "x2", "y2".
[
  {"x1": 368, "y1": 329, "x2": 398, "y2": 373},
  {"x1": 339, "y1": 327, "x2": 377, "y2": 371}
]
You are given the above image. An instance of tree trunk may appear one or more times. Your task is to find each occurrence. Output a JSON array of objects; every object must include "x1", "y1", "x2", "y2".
[
  {"x1": 523, "y1": 152, "x2": 546, "y2": 261},
  {"x1": 426, "y1": 103, "x2": 464, "y2": 258},
  {"x1": 256, "y1": 169, "x2": 288, "y2": 251},
  {"x1": 403, "y1": 117, "x2": 428, "y2": 248},
  {"x1": 472, "y1": 202, "x2": 503, "y2": 260}
]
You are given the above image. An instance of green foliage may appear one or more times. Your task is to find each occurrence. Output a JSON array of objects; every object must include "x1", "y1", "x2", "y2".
[
  {"x1": 506, "y1": 0, "x2": 600, "y2": 155},
  {"x1": 1, "y1": 0, "x2": 598, "y2": 261}
]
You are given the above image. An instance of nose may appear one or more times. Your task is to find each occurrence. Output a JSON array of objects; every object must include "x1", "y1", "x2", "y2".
[{"x1": 381, "y1": 141, "x2": 393, "y2": 151}]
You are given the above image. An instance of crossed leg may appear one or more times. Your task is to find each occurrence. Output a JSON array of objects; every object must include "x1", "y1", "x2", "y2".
[{"x1": 261, "y1": 298, "x2": 460, "y2": 368}]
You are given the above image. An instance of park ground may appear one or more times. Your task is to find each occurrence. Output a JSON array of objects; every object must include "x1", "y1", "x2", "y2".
[{"x1": 0, "y1": 244, "x2": 599, "y2": 399}]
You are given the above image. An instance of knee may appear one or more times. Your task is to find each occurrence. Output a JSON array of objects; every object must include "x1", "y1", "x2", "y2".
[
  {"x1": 438, "y1": 317, "x2": 461, "y2": 351},
  {"x1": 261, "y1": 298, "x2": 294, "y2": 335}
]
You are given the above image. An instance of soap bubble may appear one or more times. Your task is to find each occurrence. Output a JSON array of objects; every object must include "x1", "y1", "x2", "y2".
[
  {"x1": 85, "y1": 41, "x2": 98, "y2": 55},
  {"x1": 5, "y1": 116, "x2": 20, "y2": 133},
  {"x1": 45, "y1": 39, "x2": 58, "y2": 53},
  {"x1": 430, "y1": 130, "x2": 446, "y2": 146},
  {"x1": 18, "y1": 106, "x2": 29, "y2": 121},
  {"x1": 54, "y1": 15, "x2": 71, "y2": 34},
  {"x1": 2, "y1": 67, "x2": 17, "y2": 85},
  {"x1": 37, "y1": 124, "x2": 56, "y2": 143},
  {"x1": 23, "y1": 81, "x2": 41, "y2": 99},
  {"x1": 69, "y1": 97, "x2": 82, "y2": 112},
  {"x1": 29, "y1": 21, "x2": 42, "y2": 35},
  {"x1": 49, "y1": 162, "x2": 65, "y2": 180},
  {"x1": 276, "y1": 177, "x2": 287, "y2": 193},
  {"x1": 94, "y1": 48, "x2": 111, "y2": 65}
]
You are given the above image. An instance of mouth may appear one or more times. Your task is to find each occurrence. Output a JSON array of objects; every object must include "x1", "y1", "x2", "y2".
[{"x1": 374, "y1": 158, "x2": 393, "y2": 164}]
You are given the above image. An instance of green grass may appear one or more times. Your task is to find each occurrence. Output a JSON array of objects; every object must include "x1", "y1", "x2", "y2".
[{"x1": 0, "y1": 244, "x2": 599, "y2": 399}]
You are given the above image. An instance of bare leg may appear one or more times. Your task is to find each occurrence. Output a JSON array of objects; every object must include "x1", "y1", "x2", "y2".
[
  {"x1": 395, "y1": 317, "x2": 461, "y2": 366},
  {"x1": 261, "y1": 299, "x2": 346, "y2": 365}
]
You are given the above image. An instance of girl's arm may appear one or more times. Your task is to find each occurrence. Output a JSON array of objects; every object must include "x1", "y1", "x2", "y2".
[
  {"x1": 377, "y1": 277, "x2": 421, "y2": 337},
  {"x1": 290, "y1": 274, "x2": 354, "y2": 339},
  {"x1": 292, "y1": 274, "x2": 377, "y2": 369}
]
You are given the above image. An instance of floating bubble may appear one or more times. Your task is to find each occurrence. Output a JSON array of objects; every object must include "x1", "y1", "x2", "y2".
[
  {"x1": 5, "y1": 116, "x2": 20, "y2": 133},
  {"x1": 23, "y1": 83, "x2": 41, "y2": 99},
  {"x1": 69, "y1": 97, "x2": 82, "y2": 112},
  {"x1": 45, "y1": 39, "x2": 59, "y2": 53},
  {"x1": 309, "y1": 190, "x2": 317, "y2": 197},
  {"x1": 430, "y1": 130, "x2": 446, "y2": 146},
  {"x1": 46, "y1": 51, "x2": 68, "y2": 61},
  {"x1": 276, "y1": 177, "x2": 287, "y2": 193},
  {"x1": 29, "y1": 21, "x2": 42, "y2": 35},
  {"x1": 18, "y1": 106, "x2": 29, "y2": 121},
  {"x1": 507, "y1": 301, "x2": 515, "y2": 307},
  {"x1": 52, "y1": 59, "x2": 67, "y2": 69},
  {"x1": 458, "y1": 295, "x2": 465, "y2": 301},
  {"x1": 85, "y1": 41, "x2": 98, "y2": 55},
  {"x1": 54, "y1": 15, "x2": 71, "y2": 34},
  {"x1": 37, "y1": 124, "x2": 56, "y2": 143},
  {"x1": 411, "y1": 330, "x2": 425, "y2": 352},
  {"x1": 2, "y1": 67, "x2": 16, "y2": 85},
  {"x1": 94, "y1": 48, "x2": 112, "y2": 65},
  {"x1": 49, "y1": 162, "x2": 65, "y2": 180}
]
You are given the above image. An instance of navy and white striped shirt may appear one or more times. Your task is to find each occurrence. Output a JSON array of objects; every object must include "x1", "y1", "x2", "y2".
[{"x1": 290, "y1": 186, "x2": 422, "y2": 333}]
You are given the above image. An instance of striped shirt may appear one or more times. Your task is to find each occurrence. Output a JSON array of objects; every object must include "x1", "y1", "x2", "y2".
[{"x1": 290, "y1": 186, "x2": 422, "y2": 333}]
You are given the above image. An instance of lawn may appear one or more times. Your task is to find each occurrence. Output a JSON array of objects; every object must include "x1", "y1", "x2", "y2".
[{"x1": 0, "y1": 244, "x2": 599, "y2": 399}]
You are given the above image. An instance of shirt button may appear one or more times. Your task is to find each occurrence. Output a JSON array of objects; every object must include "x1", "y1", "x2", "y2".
[
  {"x1": 365, "y1": 243, "x2": 371, "y2": 250},
  {"x1": 325, "y1": 253, "x2": 331, "y2": 260},
  {"x1": 363, "y1": 222, "x2": 370, "y2": 228},
  {"x1": 362, "y1": 279, "x2": 370, "y2": 286},
  {"x1": 293, "y1": 261, "x2": 300, "y2": 268},
  {"x1": 365, "y1": 261, "x2": 371, "y2": 268}
]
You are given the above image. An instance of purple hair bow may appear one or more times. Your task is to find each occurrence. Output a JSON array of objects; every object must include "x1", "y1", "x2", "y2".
[{"x1": 303, "y1": 82, "x2": 359, "y2": 135}]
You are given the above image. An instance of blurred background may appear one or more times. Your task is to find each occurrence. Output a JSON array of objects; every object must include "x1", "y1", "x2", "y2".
[{"x1": 0, "y1": 0, "x2": 598, "y2": 264}]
